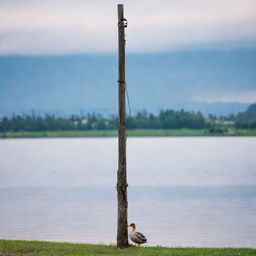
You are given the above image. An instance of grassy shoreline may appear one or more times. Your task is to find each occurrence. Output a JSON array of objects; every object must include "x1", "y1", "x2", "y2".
[
  {"x1": 0, "y1": 129, "x2": 256, "y2": 138},
  {"x1": 0, "y1": 240, "x2": 255, "y2": 256}
]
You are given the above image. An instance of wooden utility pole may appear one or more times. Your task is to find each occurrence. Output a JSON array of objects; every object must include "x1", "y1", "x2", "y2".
[{"x1": 117, "y1": 4, "x2": 129, "y2": 248}]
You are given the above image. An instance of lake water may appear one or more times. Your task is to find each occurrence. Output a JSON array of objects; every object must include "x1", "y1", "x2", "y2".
[{"x1": 0, "y1": 137, "x2": 256, "y2": 247}]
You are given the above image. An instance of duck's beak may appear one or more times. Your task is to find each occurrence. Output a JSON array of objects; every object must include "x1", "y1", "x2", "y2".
[{"x1": 127, "y1": 224, "x2": 130, "y2": 227}]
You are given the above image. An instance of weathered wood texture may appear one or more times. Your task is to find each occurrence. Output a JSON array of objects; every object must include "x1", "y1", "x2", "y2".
[{"x1": 117, "y1": 4, "x2": 129, "y2": 249}]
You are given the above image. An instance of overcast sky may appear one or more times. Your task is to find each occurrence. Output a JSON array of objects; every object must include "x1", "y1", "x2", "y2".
[{"x1": 0, "y1": 0, "x2": 256, "y2": 55}]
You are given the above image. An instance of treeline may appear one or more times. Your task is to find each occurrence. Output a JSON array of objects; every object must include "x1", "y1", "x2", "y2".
[
  {"x1": 0, "y1": 110, "x2": 206, "y2": 132},
  {"x1": 0, "y1": 104, "x2": 255, "y2": 132},
  {"x1": 208, "y1": 103, "x2": 256, "y2": 129}
]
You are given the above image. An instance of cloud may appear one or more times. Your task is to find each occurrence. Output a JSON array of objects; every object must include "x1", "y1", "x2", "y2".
[
  {"x1": 0, "y1": 0, "x2": 256, "y2": 54},
  {"x1": 195, "y1": 90, "x2": 256, "y2": 104}
]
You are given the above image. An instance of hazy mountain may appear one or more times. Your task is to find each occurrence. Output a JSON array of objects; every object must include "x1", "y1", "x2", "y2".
[{"x1": 0, "y1": 49, "x2": 255, "y2": 116}]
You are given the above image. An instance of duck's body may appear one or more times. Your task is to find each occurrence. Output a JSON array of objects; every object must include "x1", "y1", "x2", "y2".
[{"x1": 128, "y1": 223, "x2": 147, "y2": 247}]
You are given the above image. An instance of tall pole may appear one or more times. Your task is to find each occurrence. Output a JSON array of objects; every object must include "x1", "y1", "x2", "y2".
[{"x1": 117, "y1": 4, "x2": 129, "y2": 248}]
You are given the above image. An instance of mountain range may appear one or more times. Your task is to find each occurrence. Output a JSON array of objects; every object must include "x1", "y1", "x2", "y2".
[{"x1": 0, "y1": 48, "x2": 255, "y2": 117}]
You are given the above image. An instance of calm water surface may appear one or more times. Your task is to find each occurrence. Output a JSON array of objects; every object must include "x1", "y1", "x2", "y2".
[{"x1": 0, "y1": 137, "x2": 256, "y2": 247}]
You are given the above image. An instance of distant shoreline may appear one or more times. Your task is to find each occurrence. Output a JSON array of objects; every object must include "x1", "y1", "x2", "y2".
[{"x1": 1, "y1": 129, "x2": 256, "y2": 138}]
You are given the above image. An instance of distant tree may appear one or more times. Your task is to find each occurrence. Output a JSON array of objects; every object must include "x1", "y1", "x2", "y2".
[
  {"x1": 249, "y1": 121, "x2": 256, "y2": 129},
  {"x1": 235, "y1": 103, "x2": 256, "y2": 129}
]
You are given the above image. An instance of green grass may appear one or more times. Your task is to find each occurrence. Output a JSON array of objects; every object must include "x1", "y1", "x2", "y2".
[
  {"x1": 0, "y1": 129, "x2": 256, "y2": 138},
  {"x1": 0, "y1": 240, "x2": 255, "y2": 256},
  {"x1": 0, "y1": 130, "x2": 118, "y2": 138}
]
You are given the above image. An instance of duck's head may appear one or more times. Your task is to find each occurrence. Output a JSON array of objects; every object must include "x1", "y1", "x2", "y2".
[{"x1": 128, "y1": 223, "x2": 136, "y2": 230}]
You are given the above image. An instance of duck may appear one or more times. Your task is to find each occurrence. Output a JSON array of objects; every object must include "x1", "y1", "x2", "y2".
[{"x1": 128, "y1": 223, "x2": 147, "y2": 247}]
